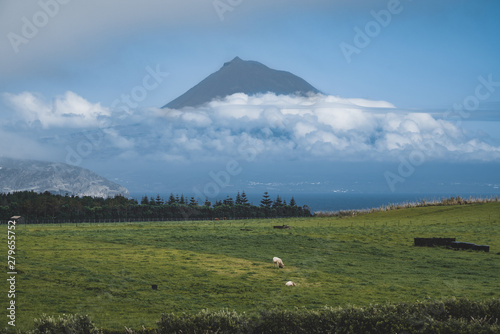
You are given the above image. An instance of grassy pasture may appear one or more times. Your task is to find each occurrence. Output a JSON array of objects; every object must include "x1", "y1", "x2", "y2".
[{"x1": 12, "y1": 202, "x2": 500, "y2": 331}]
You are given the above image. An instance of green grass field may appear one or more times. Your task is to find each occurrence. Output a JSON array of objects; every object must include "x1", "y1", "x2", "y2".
[{"x1": 12, "y1": 202, "x2": 500, "y2": 331}]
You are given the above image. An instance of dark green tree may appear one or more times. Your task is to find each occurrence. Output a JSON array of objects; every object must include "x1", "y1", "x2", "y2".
[
  {"x1": 155, "y1": 194, "x2": 163, "y2": 206},
  {"x1": 273, "y1": 195, "x2": 283, "y2": 208},
  {"x1": 303, "y1": 205, "x2": 312, "y2": 216},
  {"x1": 235, "y1": 192, "x2": 243, "y2": 205},
  {"x1": 0, "y1": 190, "x2": 314, "y2": 222},
  {"x1": 140, "y1": 195, "x2": 149, "y2": 205},
  {"x1": 223, "y1": 196, "x2": 234, "y2": 206},
  {"x1": 240, "y1": 191, "x2": 249, "y2": 206},
  {"x1": 260, "y1": 192, "x2": 272, "y2": 208},
  {"x1": 168, "y1": 193, "x2": 177, "y2": 205}
]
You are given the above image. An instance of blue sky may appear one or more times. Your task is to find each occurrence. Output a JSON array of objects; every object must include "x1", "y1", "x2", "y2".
[
  {"x1": 1, "y1": 0, "x2": 499, "y2": 196},
  {"x1": 2, "y1": 0, "x2": 499, "y2": 109}
]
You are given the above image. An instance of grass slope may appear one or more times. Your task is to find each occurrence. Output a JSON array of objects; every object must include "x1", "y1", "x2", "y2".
[{"x1": 13, "y1": 202, "x2": 500, "y2": 330}]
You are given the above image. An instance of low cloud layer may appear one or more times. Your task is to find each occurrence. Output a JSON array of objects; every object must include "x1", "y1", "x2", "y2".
[
  {"x1": 2, "y1": 91, "x2": 500, "y2": 164},
  {"x1": 148, "y1": 93, "x2": 500, "y2": 162}
]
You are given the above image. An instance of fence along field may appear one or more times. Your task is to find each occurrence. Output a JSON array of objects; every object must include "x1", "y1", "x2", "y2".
[{"x1": 11, "y1": 201, "x2": 500, "y2": 331}]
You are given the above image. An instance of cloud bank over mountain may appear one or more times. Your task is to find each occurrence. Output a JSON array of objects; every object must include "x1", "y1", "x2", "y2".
[
  {"x1": 155, "y1": 93, "x2": 500, "y2": 162},
  {"x1": 3, "y1": 91, "x2": 499, "y2": 166}
]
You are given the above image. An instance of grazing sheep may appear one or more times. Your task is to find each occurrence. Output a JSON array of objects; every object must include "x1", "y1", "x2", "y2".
[
  {"x1": 273, "y1": 257, "x2": 284, "y2": 268},
  {"x1": 285, "y1": 281, "x2": 296, "y2": 286}
]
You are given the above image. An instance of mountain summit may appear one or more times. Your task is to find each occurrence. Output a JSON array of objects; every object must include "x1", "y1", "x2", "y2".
[{"x1": 163, "y1": 57, "x2": 320, "y2": 109}]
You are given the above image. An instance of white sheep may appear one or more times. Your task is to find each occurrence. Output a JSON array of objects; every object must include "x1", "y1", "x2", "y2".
[
  {"x1": 285, "y1": 281, "x2": 296, "y2": 286},
  {"x1": 273, "y1": 257, "x2": 284, "y2": 268}
]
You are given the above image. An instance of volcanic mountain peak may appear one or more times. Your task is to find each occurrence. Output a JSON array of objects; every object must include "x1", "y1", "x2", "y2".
[
  {"x1": 163, "y1": 57, "x2": 320, "y2": 109},
  {"x1": 223, "y1": 56, "x2": 244, "y2": 66}
]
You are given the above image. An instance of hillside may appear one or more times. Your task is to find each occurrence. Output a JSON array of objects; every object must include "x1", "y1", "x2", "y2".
[
  {"x1": 14, "y1": 202, "x2": 500, "y2": 330},
  {"x1": 0, "y1": 157, "x2": 129, "y2": 198}
]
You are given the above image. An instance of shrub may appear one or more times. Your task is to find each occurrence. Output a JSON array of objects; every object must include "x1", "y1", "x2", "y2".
[
  {"x1": 29, "y1": 314, "x2": 101, "y2": 334},
  {"x1": 157, "y1": 308, "x2": 250, "y2": 334},
  {"x1": 19, "y1": 299, "x2": 500, "y2": 333},
  {"x1": 155, "y1": 299, "x2": 500, "y2": 334}
]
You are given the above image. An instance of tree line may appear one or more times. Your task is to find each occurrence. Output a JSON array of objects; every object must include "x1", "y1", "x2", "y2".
[{"x1": 0, "y1": 191, "x2": 312, "y2": 222}]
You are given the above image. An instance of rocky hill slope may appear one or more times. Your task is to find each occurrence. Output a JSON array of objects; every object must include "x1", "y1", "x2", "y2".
[{"x1": 0, "y1": 158, "x2": 129, "y2": 198}]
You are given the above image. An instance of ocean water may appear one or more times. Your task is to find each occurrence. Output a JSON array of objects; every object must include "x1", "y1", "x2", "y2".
[
  {"x1": 131, "y1": 192, "x2": 500, "y2": 213},
  {"x1": 244, "y1": 192, "x2": 499, "y2": 212},
  {"x1": 280, "y1": 193, "x2": 476, "y2": 212}
]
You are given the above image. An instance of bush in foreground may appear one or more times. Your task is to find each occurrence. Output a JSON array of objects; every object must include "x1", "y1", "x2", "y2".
[
  {"x1": 6, "y1": 299, "x2": 499, "y2": 334},
  {"x1": 155, "y1": 299, "x2": 500, "y2": 334},
  {"x1": 157, "y1": 309, "x2": 250, "y2": 334},
  {"x1": 28, "y1": 314, "x2": 101, "y2": 334}
]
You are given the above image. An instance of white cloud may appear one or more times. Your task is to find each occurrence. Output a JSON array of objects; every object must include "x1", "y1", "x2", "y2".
[
  {"x1": 3, "y1": 91, "x2": 500, "y2": 163},
  {"x1": 294, "y1": 122, "x2": 317, "y2": 137},
  {"x1": 3, "y1": 91, "x2": 110, "y2": 128},
  {"x1": 0, "y1": 129, "x2": 60, "y2": 161},
  {"x1": 143, "y1": 93, "x2": 500, "y2": 162},
  {"x1": 102, "y1": 128, "x2": 135, "y2": 150},
  {"x1": 315, "y1": 107, "x2": 375, "y2": 132}
]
